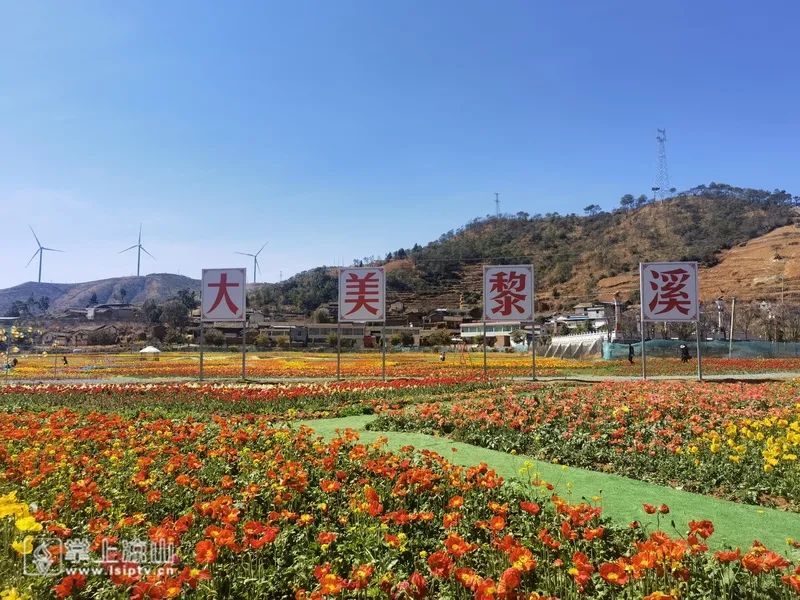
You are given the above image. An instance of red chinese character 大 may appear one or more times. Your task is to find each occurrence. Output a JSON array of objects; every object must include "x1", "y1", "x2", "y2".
[
  {"x1": 489, "y1": 270, "x2": 528, "y2": 316},
  {"x1": 648, "y1": 268, "x2": 691, "y2": 315},
  {"x1": 344, "y1": 271, "x2": 380, "y2": 316},
  {"x1": 207, "y1": 272, "x2": 241, "y2": 314}
]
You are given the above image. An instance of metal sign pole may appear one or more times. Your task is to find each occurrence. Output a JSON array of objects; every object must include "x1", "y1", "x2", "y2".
[
  {"x1": 641, "y1": 319, "x2": 647, "y2": 380},
  {"x1": 381, "y1": 323, "x2": 386, "y2": 381},
  {"x1": 639, "y1": 262, "x2": 646, "y2": 380},
  {"x1": 241, "y1": 320, "x2": 246, "y2": 381},
  {"x1": 482, "y1": 319, "x2": 488, "y2": 378},
  {"x1": 531, "y1": 322, "x2": 537, "y2": 381},
  {"x1": 728, "y1": 297, "x2": 736, "y2": 358},
  {"x1": 199, "y1": 322, "x2": 204, "y2": 381},
  {"x1": 336, "y1": 321, "x2": 341, "y2": 381},
  {"x1": 696, "y1": 320, "x2": 703, "y2": 380}
]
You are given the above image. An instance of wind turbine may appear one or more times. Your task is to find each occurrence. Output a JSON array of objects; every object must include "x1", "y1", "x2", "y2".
[
  {"x1": 235, "y1": 242, "x2": 268, "y2": 284},
  {"x1": 119, "y1": 224, "x2": 154, "y2": 277},
  {"x1": 26, "y1": 226, "x2": 63, "y2": 283}
]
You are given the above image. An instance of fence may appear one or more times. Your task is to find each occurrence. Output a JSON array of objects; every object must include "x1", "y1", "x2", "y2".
[{"x1": 603, "y1": 339, "x2": 800, "y2": 360}]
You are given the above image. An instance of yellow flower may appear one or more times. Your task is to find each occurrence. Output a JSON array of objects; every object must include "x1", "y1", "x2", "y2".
[
  {"x1": 11, "y1": 536, "x2": 35, "y2": 555},
  {"x1": 15, "y1": 516, "x2": 42, "y2": 533},
  {"x1": 1, "y1": 588, "x2": 29, "y2": 600}
]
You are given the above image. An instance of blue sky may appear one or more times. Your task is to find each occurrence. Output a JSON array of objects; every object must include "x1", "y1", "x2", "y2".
[{"x1": 1, "y1": 1, "x2": 798, "y2": 288}]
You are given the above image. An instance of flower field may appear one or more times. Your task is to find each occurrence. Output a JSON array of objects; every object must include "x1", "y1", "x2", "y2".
[
  {"x1": 0, "y1": 380, "x2": 799, "y2": 598},
  {"x1": 371, "y1": 381, "x2": 800, "y2": 511},
  {"x1": 0, "y1": 380, "x2": 798, "y2": 599},
  {"x1": 4, "y1": 352, "x2": 562, "y2": 381},
  {"x1": 7, "y1": 351, "x2": 800, "y2": 382}
]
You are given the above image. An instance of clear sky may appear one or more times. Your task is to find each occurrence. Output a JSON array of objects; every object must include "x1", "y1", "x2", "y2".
[{"x1": 1, "y1": 1, "x2": 798, "y2": 288}]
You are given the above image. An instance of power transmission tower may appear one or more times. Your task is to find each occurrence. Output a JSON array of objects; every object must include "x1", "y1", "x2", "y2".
[{"x1": 654, "y1": 129, "x2": 672, "y2": 202}]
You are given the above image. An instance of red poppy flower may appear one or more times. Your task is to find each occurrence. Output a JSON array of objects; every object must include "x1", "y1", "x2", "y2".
[{"x1": 194, "y1": 539, "x2": 217, "y2": 564}]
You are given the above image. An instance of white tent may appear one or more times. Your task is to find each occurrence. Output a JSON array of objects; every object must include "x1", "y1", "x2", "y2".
[{"x1": 139, "y1": 346, "x2": 161, "y2": 361}]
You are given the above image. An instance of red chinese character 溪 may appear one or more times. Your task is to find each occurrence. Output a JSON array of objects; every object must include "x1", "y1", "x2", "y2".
[
  {"x1": 648, "y1": 268, "x2": 691, "y2": 315},
  {"x1": 207, "y1": 272, "x2": 241, "y2": 315},
  {"x1": 344, "y1": 271, "x2": 380, "y2": 316},
  {"x1": 489, "y1": 270, "x2": 528, "y2": 316}
]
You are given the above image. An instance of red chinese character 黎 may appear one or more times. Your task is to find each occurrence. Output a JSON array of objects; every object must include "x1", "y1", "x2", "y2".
[
  {"x1": 648, "y1": 268, "x2": 691, "y2": 315},
  {"x1": 344, "y1": 272, "x2": 380, "y2": 316},
  {"x1": 489, "y1": 271, "x2": 528, "y2": 316},
  {"x1": 208, "y1": 273, "x2": 240, "y2": 314}
]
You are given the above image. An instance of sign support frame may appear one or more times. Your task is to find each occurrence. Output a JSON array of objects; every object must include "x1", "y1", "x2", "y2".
[
  {"x1": 381, "y1": 323, "x2": 386, "y2": 381},
  {"x1": 337, "y1": 267, "x2": 386, "y2": 382},
  {"x1": 696, "y1": 320, "x2": 703, "y2": 380},
  {"x1": 336, "y1": 321, "x2": 341, "y2": 381},
  {"x1": 199, "y1": 268, "x2": 247, "y2": 382},
  {"x1": 482, "y1": 319, "x2": 488, "y2": 378},
  {"x1": 241, "y1": 320, "x2": 246, "y2": 381},
  {"x1": 639, "y1": 261, "x2": 701, "y2": 381}
]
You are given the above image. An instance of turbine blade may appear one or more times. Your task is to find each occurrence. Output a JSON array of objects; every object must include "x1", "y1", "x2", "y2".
[
  {"x1": 120, "y1": 245, "x2": 138, "y2": 253},
  {"x1": 235, "y1": 252, "x2": 255, "y2": 257},
  {"x1": 141, "y1": 246, "x2": 155, "y2": 259},
  {"x1": 138, "y1": 223, "x2": 142, "y2": 244},
  {"x1": 29, "y1": 226, "x2": 41, "y2": 247},
  {"x1": 255, "y1": 241, "x2": 268, "y2": 256},
  {"x1": 25, "y1": 248, "x2": 40, "y2": 267},
  {"x1": 256, "y1": 259, "x2": 262, "y2": 274},
  {"x1": 42, "y1": 247, "x2": 63, "y2": 252}
]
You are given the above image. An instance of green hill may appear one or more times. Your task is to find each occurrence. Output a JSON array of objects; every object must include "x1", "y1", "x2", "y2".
[{"x1": 250, "y1": 183, "x2": 797, "y2": 316}]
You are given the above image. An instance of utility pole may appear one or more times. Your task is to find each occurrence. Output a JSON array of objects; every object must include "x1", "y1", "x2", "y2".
[
  {"x1": 654, "y1": 129, "x2": 671, "y2": 202},
  {"x1": 495, "y1": 193, "x2": 500, "y2": 217}
]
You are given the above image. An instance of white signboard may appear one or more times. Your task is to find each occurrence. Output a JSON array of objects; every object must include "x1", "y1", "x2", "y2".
[
  {"x1": 483, "y1": 265, "x2": 534, "y2": 321},
  {"x1": 201, "y1": 268, "x2": 247, "y2": 322},
  {"x1": 338, "y1": 267, "x2": 385, "y2": 322},
  {"x1": 640, "y1": 262, "x2": 699, "y2": 322}
]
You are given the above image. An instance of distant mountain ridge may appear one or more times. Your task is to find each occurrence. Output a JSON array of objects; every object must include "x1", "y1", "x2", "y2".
[
  {"x1": 4, "y1": 183, "x2": 798, "y2": 320},
  {"x1": 0, "y1": 273, "x2": 200, "y2": 317},
  {"x1": 247, "y1": 183, "x2": 799, "y2": 315}
]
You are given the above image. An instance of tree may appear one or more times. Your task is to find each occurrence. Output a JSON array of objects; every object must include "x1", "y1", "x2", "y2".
[
  {"x1": 620, "y1": 194, "x2": 635, "y2": 210},
  {"x1": 583, "y1": 204, "x2": 601, "y2": 216},
  {"x1": 88, "y1": 293, "x2": 98, "y2": 307},
  {"x1": 635, "y1": 194, "x2": 648, "y2": 208},
  {"x1": 255, "y1": 331, "x2": 272, "y2": 348},
  {"x1": 422, "y1": 329, "x2": 452, "y2": 347},
  {"x1": 119, "y1": 288, "x2": 127, "y2": 303},
  {"x1": 37, "y1": 296, "x2": 50, "y2": 313},
  {"x1": 311, "y1": 307, "x2": 334, "y2": 323},
  {"x1": 176, "y1": 289, "x2": 200, "y2": 310},
  {"x1": 204, "y1": 328, "x2": 225, "y2": 346},
  {"x1": 390, "y1": 331, "x2": 414, "y2": 346},
  {"x1": 164, "y1": 328, "x2": 184, "y2": 345},
  {"x1": 160, "y1": 299, "x2": 190, "y2": 330},
  {"x1": 142, "y1": 300, "x2": 162, "y2": 324},
  {"x1": 737, "y1": 301, "x2": 760, "y2": 340}
]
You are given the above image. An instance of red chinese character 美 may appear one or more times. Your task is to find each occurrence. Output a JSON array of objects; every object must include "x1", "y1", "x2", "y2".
[
  {"x1": 489, "y1": 270, "x2": 528, "y2": 316},
  {"x1": 648, "y1": 268, "x2": 691, "y2": 315},
  {"x1": 207, "y1": 273, "x2": 241, "y2": 314},
  {"x1": 344, "y1": 271, "x2": 380, "y2": 316}
]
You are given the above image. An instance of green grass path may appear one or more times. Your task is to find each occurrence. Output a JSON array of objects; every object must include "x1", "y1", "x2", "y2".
[{"x1": 298, "y1": 415, "x2": 800, "y2": 556}]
